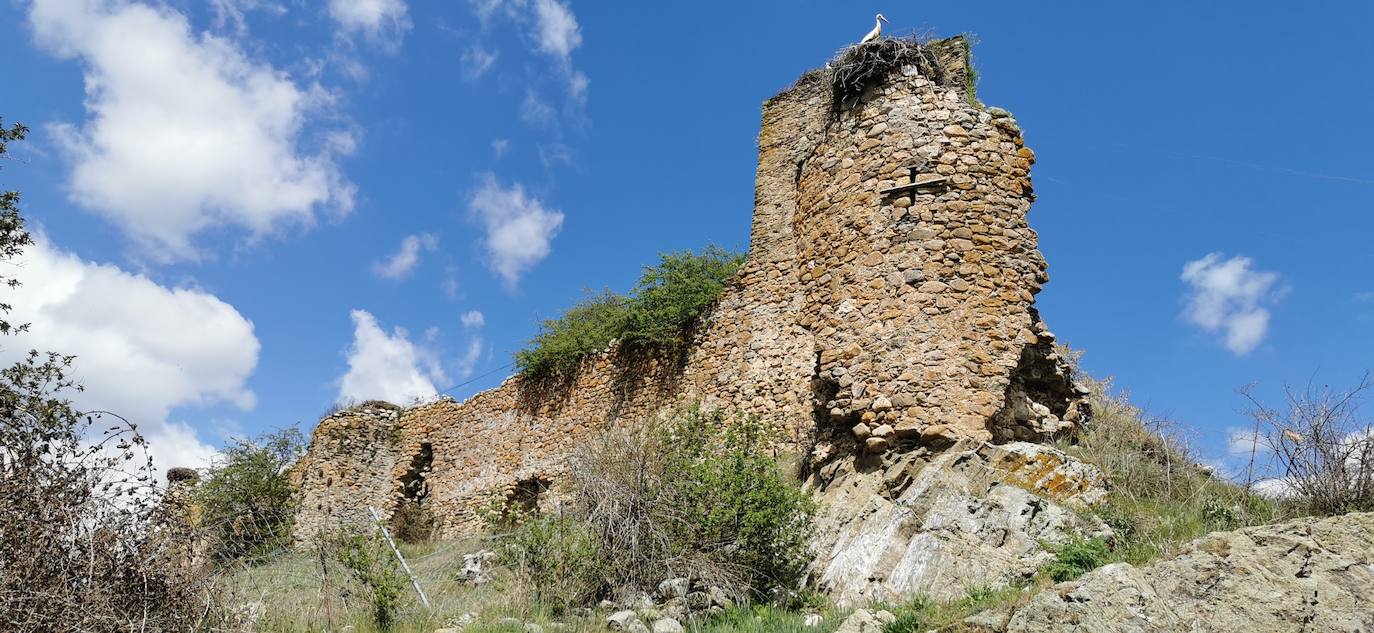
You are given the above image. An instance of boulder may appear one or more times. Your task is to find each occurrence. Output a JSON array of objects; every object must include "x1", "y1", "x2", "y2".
[
  {"x1": 457, "y1": 550, "x2": 497, "y2": 585},
  {"x1": 969, "y1": 512, "x2": 1374, "y2": 632},
  {"x1": 651, "y1": 617, "x2": 685, "y2": 633},
  {"x1": 835, "y1": 609, "x2": 896, "y2": 633},
  {"x1": 656, "y1": 577, "x2": 691, "y2": 600},
  {"x1": 810, "y1": 441, "x2": 1110, "y2": 605},
  {"x1": 607, "y1": 610, "x2": 640, "y2": 631}
]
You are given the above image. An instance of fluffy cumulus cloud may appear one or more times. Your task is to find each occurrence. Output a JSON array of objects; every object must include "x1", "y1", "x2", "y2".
[
  {"x1": 373, "y1": 233, "x2": 438, "y2": 280},
  {"x1": 468, "y1": 174, "x2": 564, "y2": 287},
  {"x1": 1181, "y1": 253, "x2": 1282, "y2": 356},
  {"x1": 3, "y1": 238, "x2": 260, "y2": 473},
  {"x1": 28, "y1": 0, "x2": 355, "y2": 261},
  {"x1": 338, "y1": 310, "x2": 446, "y2": 405},
  {"x1": 327, "y1": 0, "x2": 411, "y2": 47}
]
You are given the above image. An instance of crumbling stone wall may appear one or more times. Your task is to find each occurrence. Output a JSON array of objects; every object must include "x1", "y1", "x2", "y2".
[{"x1": 292, "y1": 37, "x2": 1085, "y2": 542}]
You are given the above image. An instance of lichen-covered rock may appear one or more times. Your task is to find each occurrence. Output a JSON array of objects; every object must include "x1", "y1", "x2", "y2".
[
  {"x1": 810, "y1": 441, "x2": 1110, "y2": 605},
  {"x1": 834, "y1": 609, "x2": 896, "y2": 633},
  {"x1": 967, "y1": 512, "x2": 1374, "y2": 632}
]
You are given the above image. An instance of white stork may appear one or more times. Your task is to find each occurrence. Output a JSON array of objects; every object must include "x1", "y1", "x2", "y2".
[{"x1": 860, "y1": 13, "x2": 888, "y2": 45}]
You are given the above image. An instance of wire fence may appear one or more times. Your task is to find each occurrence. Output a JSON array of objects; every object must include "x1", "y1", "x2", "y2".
[{"x1": 198, "y1": 506, "x2": 510, "y2": 631}]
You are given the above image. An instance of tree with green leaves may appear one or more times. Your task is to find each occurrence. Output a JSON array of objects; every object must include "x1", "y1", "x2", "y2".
[{"x1": 192, "y1": 427, "x2": 307, "y2": 563}]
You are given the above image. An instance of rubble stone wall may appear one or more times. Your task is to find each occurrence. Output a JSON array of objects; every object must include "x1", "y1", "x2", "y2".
[{"x1": 292, "y1": 37, "x2": 1085, "y2": 542}]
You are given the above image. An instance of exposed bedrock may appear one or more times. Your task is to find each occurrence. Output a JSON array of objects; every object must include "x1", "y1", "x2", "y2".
[
  {"x1": 965, "y1": 512, "x2": 1374, "y2": 632},
  {"x1": 808, "y1": 440, "x2": 1110, "y2": 605}
]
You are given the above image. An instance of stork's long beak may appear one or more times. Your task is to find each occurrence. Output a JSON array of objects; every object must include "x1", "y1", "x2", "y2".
[{"x1": 880, "y1": 15, "x2": 888, "y2": 22}]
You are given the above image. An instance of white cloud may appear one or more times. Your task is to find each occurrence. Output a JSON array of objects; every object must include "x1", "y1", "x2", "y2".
[
  {"x1": 520, "y1": 91, "x2": 558, "y2": 127},
  {"x1": 373, "y1": 233, "x2": 438, "y2": 280},
  {"x1": 531, "y1": 0, "x2": 581, "y2": 60},
  {"x1": 469, "y1": 0, "x2": 506, "y2": 24},
  {"x1": 468, "y1": 173, "x2": 564, "y2": 287},
  {"x1": 209, "y1": 0, "x2": 285, "y2": 34},
  {"x1": 467, "y1": 0, "x2": 587, "y2": 100},
  {"x1": 1251, "y1": 477, "x2": 1298, "y2": 499},
  {"x1": 3, "y1": 237, "x2": 259, "y2": 474},
  {"x1": 1181, "y1": 253, "x2": 1282, "y2": 356},
  {"x1": 338, "y1": 310, "x2": 446, "y2": 405},
  {"x1": 442, "y1": 265, "x2": 460, "y2": 299},
  {"x1": 455, "y1": 338, "x2": 484, "y2": 380},
  {"x1": 461, "y1": 45, "x2": 498, "y2": 80},
  {"x1": 328, "y1": 0, "x2": 411, "y2": 47},
  {"x1": 537, "y1": 142, "x2": 573, "y2": 168},
  {"x1": 1227, "y1": 426, "x2": 1262, "y2": 457},
  {"x1": 461, "y1": 310, "x2": 485, "y2": 328},
  {"x1": 29, "y1": 0, "x2": 355, "y2": 262},
  {"x1": 491, "y1": 138, "x2": 511, "y2": 157}
]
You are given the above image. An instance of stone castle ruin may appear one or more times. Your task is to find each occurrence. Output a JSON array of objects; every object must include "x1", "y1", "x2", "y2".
[{"x1": 293, "y1": 37, "x2": 1100, "y2": 603}]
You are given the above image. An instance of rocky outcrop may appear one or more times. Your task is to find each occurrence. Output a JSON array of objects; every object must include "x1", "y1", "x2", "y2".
[
  {"x1": 809, "y1": 441, "x2": 1110, "y2": 605},
  {"x1": 966, "y1": 512, "x2": 1374, "y2": 632}
]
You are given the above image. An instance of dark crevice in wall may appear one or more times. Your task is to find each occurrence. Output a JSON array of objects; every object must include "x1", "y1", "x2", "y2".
[
  {"x1": 988, "y1": 311, "x2": 1089, "y2": 444},
  {"x1": 392, "y1": 442, "x2": 435, "y2": 542},
  {"x1": 503, "y1": 476, "x2": 552, "y2": 522}
]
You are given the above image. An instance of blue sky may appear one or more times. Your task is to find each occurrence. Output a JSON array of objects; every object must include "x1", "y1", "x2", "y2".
[{"x1": 1, "y1": 0, "x2": 1370, "y2": 474}]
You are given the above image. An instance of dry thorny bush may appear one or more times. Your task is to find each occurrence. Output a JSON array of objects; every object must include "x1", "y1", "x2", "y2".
[
  {"x1": 1241, "y1": 372, "x2": 1374, "y2": 515},
  {"x1": 0, "y1": 351, "x2": 216, "y2": 632}
]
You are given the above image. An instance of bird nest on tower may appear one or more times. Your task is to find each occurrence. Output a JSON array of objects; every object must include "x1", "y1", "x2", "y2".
[{"x1": 825, "y1": 34, "x2": 962, "y2": 116}]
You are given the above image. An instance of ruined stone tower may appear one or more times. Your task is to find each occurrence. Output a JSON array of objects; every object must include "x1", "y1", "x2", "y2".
[{"x1": 292, "y1": 37, "x2": 1087, "y2": 547}]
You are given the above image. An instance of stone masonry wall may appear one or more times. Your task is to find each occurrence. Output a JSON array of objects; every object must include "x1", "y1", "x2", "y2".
[{"x1": 292, "y1": 37, "x2": 1086, "y2": 542}]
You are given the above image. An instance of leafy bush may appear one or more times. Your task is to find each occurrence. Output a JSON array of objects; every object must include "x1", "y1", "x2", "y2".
[
  {"x1": 192, "y1": 427, "x2": 306, "y2": 563},
  {"x1": 334, "y1": 530, "x2": 408, "y2": 630},
  {"x1": 515, "y1": 290, "x2": 628, "y2": 378},
  {"x1": 618, "y1": 245, "x2": 745, "y2": 347},
  {"x1": 568, "y1": 406, "x2": 815, "y2": 601},
  {"x1": 499, "y1": 514, "x2": 604, "y2": 612},
  {"x1": 1041, "y1": 537, "x2": 1111, "y2": 582},
  {"x1": 515, "y1": 247, "x2": 744, "y2": 378},
  {"x1": 492, "y1": 407, "x2": 813, "y2": 607}
]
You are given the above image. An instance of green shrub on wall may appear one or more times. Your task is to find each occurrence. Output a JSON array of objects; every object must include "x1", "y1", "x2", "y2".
[
  {"x1": 515, "y1": 290, "x2": 628, "y2": 379},
  {"x1": 514, "y1": 247, "x2": 745, "y2": 379},
  {"x1": 618, "y1": 246, "x2": 746, "y2": 347}
]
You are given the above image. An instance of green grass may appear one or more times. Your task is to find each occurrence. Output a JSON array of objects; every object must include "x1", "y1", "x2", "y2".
[
  {"x1": 1056, "y1": 351, "x2": 1299, "y2": 569},
  {"x1": 880, "y1": 585, "x2": 1031, "y2": 632},
  {"x1": 1040, "y1": 538, "x2": 1111, "y2": 582},
  {"x1": 688, "y1": 604, "x2": 845, "y2": 633}
]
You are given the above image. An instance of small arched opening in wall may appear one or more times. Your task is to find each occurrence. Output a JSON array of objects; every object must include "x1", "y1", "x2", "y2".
[
  {"x1": 391, "y1": 442, "x2": 436, "y2": 543},
  {"x1": 501, "y1": 475, "x2": 552, "y2": 524}
]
